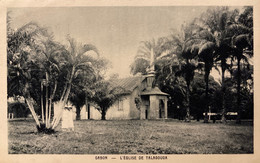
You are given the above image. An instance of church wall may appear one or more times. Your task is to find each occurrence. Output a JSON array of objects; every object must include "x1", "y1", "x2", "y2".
[
  {"x1": 80, "y1": 105, "x2": 87, "y2": 119},
  {"x1": 129, "y1": 88, "x2": 141, "y2": 119},
  {"x1": 87, "y1": 95, "x2": 131, "y2": 120},
  {"x1": 106, "y1": 95, "x2": 131, "y2": 119},
  {"x1": 89, "y1": 105, "x2": 102, "y2": 120}
]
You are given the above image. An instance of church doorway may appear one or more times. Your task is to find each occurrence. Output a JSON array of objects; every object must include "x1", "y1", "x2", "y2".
[
  {"x1": 145, "y1": 105, "x2": 149, "y2": 119},
  {"x1": 87, "y1": 104, "x2": 90, "y2": 119},
  {"x1": 159, "y1": 99, "x2": 165, "y2": 118}
]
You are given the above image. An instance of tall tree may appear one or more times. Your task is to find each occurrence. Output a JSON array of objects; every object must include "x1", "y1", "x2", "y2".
[
  {"x1": 70, "y1": 90, "x2": 86, "y2": 120},
  {"x1": 225, "y1": 6, "x2": 253, "y2": 124},
  {"x1": 130, "y1": 38, "x2": 168, "y2": 75},
  {"x1": 69, "y1": 68, "x2": 98, "y2": 120},
  {"x1": 192, "y1": 7, "x2": 236, "y2": 122},
  {"x1": 196, "y1": 37, "x2": 218, "y2": 123},
  {"x1": 195, "y1": 7, "x2": 240, "y2": 122},
  {"x1": 161, "y1": 24, "x2": 201, "y2": 122},
  {"x1": 7, "y1": 22, "x2": 52, "y2": 128},
  {"x1": 7, "y1": 20, "x2": 100, "y2": 131},
  {"x1": 32, "y1": 38, "x2": 67, "y2": 129},
  {"x1": 89, "y1": 80, "x2": 124, "y2": 120},
  {"x1": 51, "y1": 36, "x2": 99, "y2": 129}
]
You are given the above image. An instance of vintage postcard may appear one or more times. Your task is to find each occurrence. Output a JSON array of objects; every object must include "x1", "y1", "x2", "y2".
[{"x1": 0, "y1": 0, "x2": 259, "y2": 163}]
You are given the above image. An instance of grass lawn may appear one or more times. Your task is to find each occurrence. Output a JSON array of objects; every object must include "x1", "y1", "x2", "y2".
[{"x1": 8, "y1": 119, "x2": 253, "y2": 154}]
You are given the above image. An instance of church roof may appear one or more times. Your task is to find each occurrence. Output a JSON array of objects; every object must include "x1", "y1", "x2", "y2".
[
  {"x1": 141, "y1": 87, "x2": 169, "y2": 96},
  {"x1": 109, "y1": 76, "x2": 145, "y2": 94},
  {"x1": 109, "y1": 76, "x2": 169, "y2": 96}
]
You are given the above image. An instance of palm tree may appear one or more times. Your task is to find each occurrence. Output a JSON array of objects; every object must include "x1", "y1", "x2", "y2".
[
  {"x1": 162, "y1": 25, "x2": 201, "y2": 122},
  {"x1": 7, "y1": 22, "x2": 51, "y2": 128},
  {"x1": 89, "y1": 80, "x2": 125, "y2": 120},
  {"x1": 69, "y1": 71, "x2": 92, "y2": 120},
  {"x1": 33, "y1": 39, "x2": 66, "y2": 129},
  {"x1": 205, "y1": 7, "x2": 238, "y2": 122},
  {"x1": 195, "y1": 7, "x2": 253, "y2": 123},
  {"x1": 225, "y1": 6, "x2": 253, "y2": 124},
  {"x1": 192, "y1": 7, "x2": 239, "y2": 122},
  {"x1": 7, "y1": 20, "x2": 100, "y2": 131},
  {"x1": 196, "y1": 35, "x2": 217, "y2": 123},
  {"x1": 70, "y1": 90, "x2": 86, "y2": 120},
  {"x1": 130, "y1": 38, "x2": 168, "y2": 75},
  {"x1": 51, "y1": 36, "x2": 99, "y2": 129}
]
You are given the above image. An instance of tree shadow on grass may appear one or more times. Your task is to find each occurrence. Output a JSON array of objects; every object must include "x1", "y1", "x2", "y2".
[{"x1": 18, "y1": 129, "x2": 59, "y2": 135}]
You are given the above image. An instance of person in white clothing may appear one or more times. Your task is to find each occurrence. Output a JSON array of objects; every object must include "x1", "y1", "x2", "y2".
[{"x1": 62, "y1": 107, "x2": 74, "y2": 131}]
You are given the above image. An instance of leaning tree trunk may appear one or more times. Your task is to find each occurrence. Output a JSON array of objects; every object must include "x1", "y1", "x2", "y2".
[
  {"x1": 52, "y1": 82, "x2": 72, "y2": 129},
  {"x1": 236, "y1": 57, "x2": 242, "y2": 124},
  {"x1": 52, "y1": 66, "x2": 76, "y2": 129},
  {"x1": 221, "y1": 63, "x2": 227, "y2": 123},
  {"x1": 23, "y1": 82, "x2": 41, "y2": 127},
  {"x1": 25, "y1": 97, "x2": 41, "y2": 127},
  {"x1": 204, "y1": 70, "x2": 210, "y2": 123},
  {"x1": 47, "y1": 81, "x2": 57, "y2": 128},
  {"x1": 51, "y1": 84, "x2": 72, "y2": 129},
  {"x1": 41, "y1": 82, "x2": 45, "y2": 123},
  {"x1": 185, "y1": 82, "x2": 191, "y2": 122},
  {"x1": 45, "y1": 73, "x2": 49, "y2": 128}
]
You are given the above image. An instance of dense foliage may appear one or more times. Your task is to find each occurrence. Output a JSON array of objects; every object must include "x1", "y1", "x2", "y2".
[
  {"x1": 7, "y1": 19, "x2": 106, "y2": 131},
  {"x1": 131, "y1": 6, "x2": 253, "y2": 122}
]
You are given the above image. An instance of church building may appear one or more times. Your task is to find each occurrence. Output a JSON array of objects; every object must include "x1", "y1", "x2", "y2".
[
  {"x1": 58, "y1": 48, "x2": 169, "y2": 120},
  {"x1": 84, "y1": 48, "x2": 169, "y2": 120}
]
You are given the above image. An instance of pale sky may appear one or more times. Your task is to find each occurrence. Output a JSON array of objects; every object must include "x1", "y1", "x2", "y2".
[{"x1": 8, "y1": 6, "x2": 242, "y2": 79}]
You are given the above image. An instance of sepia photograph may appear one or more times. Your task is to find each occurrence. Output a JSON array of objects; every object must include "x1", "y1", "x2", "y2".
[{"x1": 1, "y1": 0, "x2": 259, "y2": 161}]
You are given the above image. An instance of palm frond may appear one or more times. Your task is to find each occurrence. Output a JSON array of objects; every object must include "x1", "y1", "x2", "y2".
[
  {"x1": 66, "y1": 36, "x2": 77, "y2": 59},
  {"x1": 232, "y1": 34, "x2": 251, "y2": 49},
  {"x1": 136, "y1": 48, "x2": 150, "y2": 57},
  {"x1": 197, "y1": 29, "x2": 215, "y2": 42},
  {"x1": 81, "y1": 44, "x2": 99, "y2": 56},
  {"x1": 227, "y1": 24, "x2": 250, "y2": 37},
  {"x1": 198, "y1": 41, "x2": 215, "y2": 55}
]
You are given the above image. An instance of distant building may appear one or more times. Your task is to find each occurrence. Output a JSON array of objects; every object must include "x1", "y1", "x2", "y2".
[
  {"x1": 85, "y1": 69, "x2": 169, "y2": 120},
  {"x1": 54, "y1": 74, "x2": 169, "y2": 120},
  {"x1": 58, "y1": 48, "x2": 169, "y2": 120},
  {"x1": 8, "y1": 96, "x2": 30, "y2": 119}
]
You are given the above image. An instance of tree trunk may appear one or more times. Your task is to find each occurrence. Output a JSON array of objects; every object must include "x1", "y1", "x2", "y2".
[
  {"x1": 101, "y1": 110, "x2": 106, "y2": 120},
  {"x1": 76, "y1": 105, "x2": 81, "y2": 120},
  {"x1": 236, "y1": 57, "x2": 242, "y2": 124},
  {"x1": 52, "y1": 84, "x2": 72, "y2": 129},
  {"x1": 23, "y1": 82, "x2": 40, "y2": 127},
  {"x1": 41, "y1": 82, "x2": 44, "y2": 123},
  {"x1": 221, "y1": 64, "x2": 226, "y2": 123},
  {"x1": 25, "y1": 98, "x2": 41, "y2": 127},
  {"x1": 48, "y1": 81, "x2": 57, "y2": 127},
  {"x1": 204, "y1": 70, "x2": 210, "y2": 123},
  {"x1": 51, "y1": 66, "x2": 75, "y2": 129},
  {"x1": 185, "y1": 82, "x2": 191, "y2": 122},
  {"x1": 45, "y1": 73, "x2": 49, "y2": 127}
]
